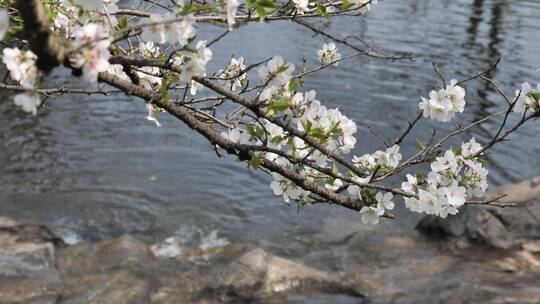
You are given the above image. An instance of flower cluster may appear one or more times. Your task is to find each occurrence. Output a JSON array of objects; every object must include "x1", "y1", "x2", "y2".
[
  {"x1": 358, "y1": 192, "x2": 394, "y2": 225},
  {"x1": 72, "y1": 23, "x2": 112, "y2": 82},
  {"x1": 513, "y1": 82, "x2": 540, "y2": 114},
  {"x1": 352, "y1": 145, "x2": 403, "y2": 176},
  {"x1": 257, "y1": 56, "x2": 357, "y2": 154},
  {"x1": 317, "y1": 43, "x2": 342, "y2": 66},
  {"x1": 13, "y1": 92, "x2": 42, "y2": 116},
  {"x1": 292, "y1": 0, "x2": 310, "y2": 14},
  {"x1": 179, "y1": 40, "x2": 213, "y2": 83},
  {"x1": 217, "y1": 57, "x2": 247, "y2": 91},
  {"x1": 220, "y1": 0, "x2": 240, "y2": 29},
  {"x1": 270, "y1": 159, "x2": 313, "y2": 203},
  {"x1": 2, "y1": 47, "x2": 43, "y2": 115},
  {"x1": 258, "y1": 56, "x2": 295, "y2": 89},
  {"x1": 419, "y1": 79, "x2": 466, "y2": 122},
  {"x1": 402, "y1": 137, "x2": 488, "y2": 218},
  {"x1": 217, "y1": 55, "x2": 364, "y2": 206},
  {"x1": 0, "y1": 8, "x2": 43, "y2": 115},
  {"x1": 3, "y1": 48, "x2": 38, "y2": 89}
]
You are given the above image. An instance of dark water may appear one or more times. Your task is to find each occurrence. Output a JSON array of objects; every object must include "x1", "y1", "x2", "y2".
[{"x1": 1, "y1": 0, "x2": 540, "y2": 262}]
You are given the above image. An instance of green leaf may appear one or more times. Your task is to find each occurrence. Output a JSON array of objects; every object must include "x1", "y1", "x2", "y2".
[
  {"x1": 160, "y1": 90, "x2": 170, "y2": 102},
  {"x1": 116, "y1": 16, "x2": 130, "y2": 30},
  {"x1": 258, "y1": 0, "x2": 278, "y2": 8},
  {"x1": 256, "y1": 6, "x2": 267, "y2": 22},
  {"x1": 271, "y1": 135, "x2": 285, "y2": 145},
  {"x1": 341, "y1": 0, "x2": 353, "y2": 9},
  {"x1": 250, "y1": 154, "x2": 263, "y2": 169},
  {"x1": 245, "y1": 0, "x2": 257, "y2": 9},
  {"x1": 303, "y1": 120, "x2": 313, "y2": 133},
  {"x1": 246, "y1": 124, "x2": 264, "y2": 139},
  {"x1": 267, "y1": 99, "x2": 290, "y2": 116},
  {"x1": 309, "y1": 127, "x2": 327, "y2": 140},
  {"x1": 181, "y1": 3, "x2": 199, "y2": 15},
  {"x1": 529, "y1": 92, "x2": 540, "y2": 102},
  {"x1": 288, "y1": 79, "x2": 300, "y2": 92},
  {"x1": 316, "y1": 3, "x2": 329, "y2": 17},
  {"x1": 415, "y1": 138, "x2": 425, "y2": 150}
]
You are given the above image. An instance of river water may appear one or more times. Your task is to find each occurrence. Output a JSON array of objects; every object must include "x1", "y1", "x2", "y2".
[{"x1": 1, "y1": 0, "x2": 540, "y2": 279}]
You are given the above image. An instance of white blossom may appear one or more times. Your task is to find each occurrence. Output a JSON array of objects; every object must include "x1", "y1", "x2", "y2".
[
  {"x1": 258, "y1": 56, "x2": 294, "y2": 87},
  {"x1": 325, "y1": 178, "x2": 343, "y2": 191},
  {"x1": 221, "y1": 0, "x2": 240, "y2": 29},
  {"x1": 404, "y1": 197, "x2": 422, "y2": 213},
  {"x1": 401, "y1": 174, "x2": 417, "y2": 194},
  {"x1": 107, "y1": 64, "x2": 129, "y2": 82},
  {"x1": 376, "y1": 192, "x2": 394, "y2": 210},
  {"x1": 13, "y1": 92, "x2": 41, "y2": 115},
  {"x1": 137, "y1": 66, "x2": 162, "y2": 89},
  {"x1": 53, "y1": 1, "x2": 77, "y2": 32},
  {"x1": 419, "y1": 79, "x2": 466, "y2": 122},
  {"x1": 353, "y1": 154, "x2": 376, "y2": 171},
  {"x1": 373, "y1": 145, "x2": 402, "y2": 169},
  {"x1": 270, "y1": 172, "x2": 310, "y2": 203},
  {"x1": 513, "y1": 82, "x2": 538, "y2": 114},
  {"x1": 293, "y1": 0, "x2": 309, "y2": 14},
  {"x1": 265, "y1": 121, "x2": 286, "y2": 148},
  {"x1": 317, "y1": 43, "x2": 341, "y2": 66},
  {"x1": 2, "y1": 48, "x2": 38, "y2": 89},
  {"x1": 431, "y1": 150, "x2": 459, "y2": 174},
  {"x1": 359, "y1": 204, "x2": 384, "y2": 225},
  {"x1": 426, "y1": 171, "x2": 442, "y2": 187},
  {"x1": 180, "y1": 40, "x2": 213, "y2": 83},
  {"x1": 438, "y1": 204, "x2": 459, "y2": 219},
  {"x1": 461, "y1": 137, "x2": 482, "y2": 158},
  {"x1": 139, "y1": 41, "x2": 160, "y2": 58},
  {"x1": 190, "y1": 80, "x2": 203, "y2": 95},
  {"x1": 146, "y1": 104, "x2": 162, "y2": 127},
  {"x1": 141, "y1": 13, "x2": 196, "y2": 45},
  {"x1": 217, "y1": 57, "x2": 247, "y2": 90},
  {"x1": 72, "y1": 23, "x2": 111, "y2": 82},
  {"x1": 311, "y1": 149, "x2": 328, "y2": 167},
  {"x1": 418, "y1": 188, "x2": 442, "y2": 215},
  {"x1": 463, "y1": 159, "x2": 488, "y2": 197},
  {"x1": 444, "y1": 182, "x2": 467, "y2": 207}
]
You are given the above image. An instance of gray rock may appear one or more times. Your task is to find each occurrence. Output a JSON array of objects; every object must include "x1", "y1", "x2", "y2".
[
  {"x1": 0, "y1": 219, "x2": 62, "y2": 281},
  {"x1": 95, "y1": 234, "x2": 156, "y2": 268},
  {"x1": 205, "y1": 248, "x2": 359, "y2": 302},
  {"x1": 59, "y1": 271, "x2": 150, "y2": 304}
]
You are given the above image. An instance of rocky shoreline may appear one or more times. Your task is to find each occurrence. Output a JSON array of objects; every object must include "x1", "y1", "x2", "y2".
[{"x1": 1, "y1": 178, "x2": 540, "y2": 303}]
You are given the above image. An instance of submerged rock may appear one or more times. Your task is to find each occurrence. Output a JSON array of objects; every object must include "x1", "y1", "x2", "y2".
[
  {"x1": 417, "y1": 177, "x2": 540, "y2": 249},
  {"x1": 0, "y1": 218, "x2": 362, "y2": 304},
  {"x1": 212, "y1": 248, "x2": 342, "y2": 297},
  {"x1": 0, "y1": 217, "x2": 63, "y2": 282}
]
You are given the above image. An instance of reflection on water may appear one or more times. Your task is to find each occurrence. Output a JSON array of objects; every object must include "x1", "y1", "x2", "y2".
[{"x1": 1, "y1": 0, "x2": 540, "y2": 257}]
